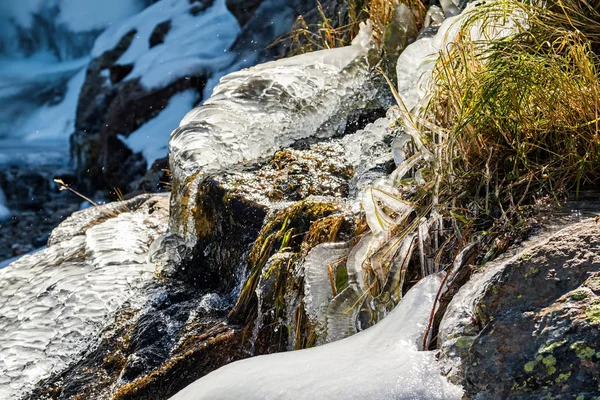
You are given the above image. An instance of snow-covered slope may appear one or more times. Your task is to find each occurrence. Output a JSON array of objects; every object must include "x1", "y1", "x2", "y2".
[{"x1": 170, "y1": 274, "x2": 462, "y2": 400}]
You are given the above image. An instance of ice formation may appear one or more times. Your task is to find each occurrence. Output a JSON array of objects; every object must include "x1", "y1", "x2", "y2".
[
  {"x1": 170, "y1": 274, "x2": 463, "y2": 400},
  {"x1": 0, "y1": 188, "x2": 10, "y2": 222},
  {"x1": 169, "y1": 21, "x2": 378, "y2": 239},
  {"x1": 0, "y1": 195, "x2": 168, "y2": 398}
]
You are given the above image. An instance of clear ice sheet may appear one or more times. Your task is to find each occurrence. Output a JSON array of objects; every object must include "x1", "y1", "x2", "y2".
[
  {"x1": 170, "y1": 274, "x2": 463, "y2": 400},
  {"x1": 0, "y1": 196, "x2": 168, "y2": 399},
  {"x1": 169, "y1": 22, "x2": 374, "y2": 178}
]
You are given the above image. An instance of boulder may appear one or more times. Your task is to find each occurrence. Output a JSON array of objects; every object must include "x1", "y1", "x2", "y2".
[{"x1": 439, "y1": 219, "x2": 600, "y2": 399}]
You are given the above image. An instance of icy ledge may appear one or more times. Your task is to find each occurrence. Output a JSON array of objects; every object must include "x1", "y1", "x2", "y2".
[
  {"x1": 0, "y1": 195, "x2": 169, "y2": 399},
  {"x1": 168, "y1": 21, "x2": 379, "y2": 239},
  {"x1": 170, "y1": 274, "x2": 463, "y2": 400}
]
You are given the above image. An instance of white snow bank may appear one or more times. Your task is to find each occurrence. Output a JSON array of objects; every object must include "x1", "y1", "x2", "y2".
[
  {"x1": 122, "y1": 89, "x2": 199, "y2": 168},
  {"x1": 92, "y1": 0, "x2": 240, "y2": 90},
  {"x1": 170, "y1": 274, "x2": 462, "y2": 400}
]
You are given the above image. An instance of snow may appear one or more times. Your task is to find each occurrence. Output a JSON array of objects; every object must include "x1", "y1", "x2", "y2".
[
  {"x1": 122, "y1": 89, "x2": 200, "y2": 168},
  {"x1": 0, "y1": 188, "x2": 10, "y2": 223},
  {"x1": 92, "y1": 0, "x2": 240, "y2": 90},
  {"x1": 170, "y1": 274, "x2": 463, "y2": 400}
]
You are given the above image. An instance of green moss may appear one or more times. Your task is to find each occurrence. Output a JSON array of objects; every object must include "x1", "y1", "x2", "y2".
[
  {"x1": 585, "y1": 300, "x2": 600, "y2": 324},
  {"x1": 538, "y1": 339, "x2": 566, "y2": 354},
  {"x1": 525, "y1": 266, "x2": 540, "y2": 277},
  {"x1": 555, "y1": 372, "x2": 571, "y2": 383},
  {"x1": 524, "y1": 360, "x2": 536, "y2": 372},
  {"x1": 541, "y1": 355, "x2": 557, "y2": 375},
  {"x1": 570, "y1": 342, "x2": 596, "y2": 360},
  {"x1": 570, "y1": 289, "x2": 589, "y2": 301}
]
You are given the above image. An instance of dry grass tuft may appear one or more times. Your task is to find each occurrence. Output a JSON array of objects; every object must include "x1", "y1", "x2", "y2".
[{"x1": 275, "y1": 0, "x2": 425, "y2": 56}]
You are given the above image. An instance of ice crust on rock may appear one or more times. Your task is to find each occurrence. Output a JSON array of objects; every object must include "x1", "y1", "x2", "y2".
[
  {"x1": 170, "y1": 274, "x2": 463, "y2": 400},
  {"x1": 169, "y1": 22, "x2": 378, "y2": 238},
  {"x1": 0, "y1": 195, "x2": 168, "y2": 399}
]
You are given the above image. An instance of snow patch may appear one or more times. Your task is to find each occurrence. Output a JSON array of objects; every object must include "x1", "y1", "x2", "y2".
[
  {"x1": 170, "y1": 275, "x2": 463, "y2": 400},
  {"x1": 92, "y1": 0, "x2": 240, "y2": 90},
  {"x1": 122, "y1": 89, "x2": 200, "y2": 168}
]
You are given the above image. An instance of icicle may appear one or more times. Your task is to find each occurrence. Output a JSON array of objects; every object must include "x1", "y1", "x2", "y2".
[{"x1": 303, "y1": 243, "x2": 350, "y2": 338}]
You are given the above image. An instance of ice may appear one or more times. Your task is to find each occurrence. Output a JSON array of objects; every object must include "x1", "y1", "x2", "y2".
[
  {"x1": 303, "y1": 243, "x2": 350, "y2": 338},
  {"x1": 122, "y1": 89, "x2": 200, "y2": 168},
  {"x1": 169, "y1": 22, "x2": 377, "y2": 239},
  {"x1": 0, "y1": 0, "x2": 146, "y2": 59},
  {"x1": 0, "y1": 196, "x2": 168, "y2": 399},
  {"x1": 0, "y1": 188, "x2": 9, "y2": 222},
  {"x1": 170, "y1": 274, "x2": 463, "y2": 400},
  {"x1": 0, "y1": 55, "x2": 87, "y2": 142}
]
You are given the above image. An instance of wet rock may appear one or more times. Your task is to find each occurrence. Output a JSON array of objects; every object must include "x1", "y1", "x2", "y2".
[
  {"x1": 169, "y1": 141, "x2": 357, "y2": 292},
  {"x1": 439, "y1": 219, "x2": 600, "y2": 399}
]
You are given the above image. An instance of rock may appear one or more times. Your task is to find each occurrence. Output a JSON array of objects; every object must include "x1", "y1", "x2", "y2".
[
  {"x1": 148, "y1": 20, "x2": 171, "y2": 48},
  {"x1": 71, "y1": 0, "x2": 233, "y2": 194},
  {"x1": 439, "y1": 219, "x2": 600, "y2": 398},
  {"x1": 0, "y1": 167, "x2": 82, "y2": 261},
  {"x1": 226, "y1": 0, "x2": 265, "y2": 27},
  {"x1": 136, "y1": 155, "x2": 171, "y2": 193}
]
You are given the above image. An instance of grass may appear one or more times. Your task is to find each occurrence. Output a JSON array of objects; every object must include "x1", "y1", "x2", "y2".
[
  {"x1": 274, "y1": 0, "x2": 426, "y2": 56},
  {"x1": 351, "y1": 0, "x2": 600, "y2": 333}
]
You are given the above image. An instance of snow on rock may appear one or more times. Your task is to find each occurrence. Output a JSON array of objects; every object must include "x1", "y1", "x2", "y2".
[
  {"x1": 92, "y1": 0, "x2": 240, "y2": 91},
  {"x1": 0, "y1": 195, "x2": 169, "y2": 399},
  {"x1": 121, "y1": 89, "x2": 200, "y2": 168},
  {"x1": 170, "y1": 274, "x2": 463, "y2": 400}
]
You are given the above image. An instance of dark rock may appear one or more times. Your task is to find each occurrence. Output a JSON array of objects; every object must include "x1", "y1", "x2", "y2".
[
  {"x1": 73, "y1": 26, "x2": 207, "y2": 194},
  {"x1": 439, "y1": 219, "x2": 600, "y2": 399},
  {"x1": 226, "y1": 0, "x2": 265, "y2": 27},
  {"x1": 136, "y1": 156, "x2": 171, "y2": 193},
  {"x1": 109, "y1": 63, "x2": 134, "y2": 84},
  {"x1": 169, "y1": 142, "x2": 356, "y2": 292},
  {"x1": 148, "y1": 21, "x2": 171, "y2": 48},
  {"x1": 3, "y1": 170, "x2": 50, "y2": 209}
]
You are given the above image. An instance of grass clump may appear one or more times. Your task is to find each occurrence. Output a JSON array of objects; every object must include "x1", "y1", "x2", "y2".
[
  {"x1": 424, "y1": 0, "x2": 600, "y2": 210},
  {"x1": 385, "y1": 0, "x2": 600, "y2": 253},
  {"x1": 276, "y1": 0, "x2": 426, "y2": 56}
]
